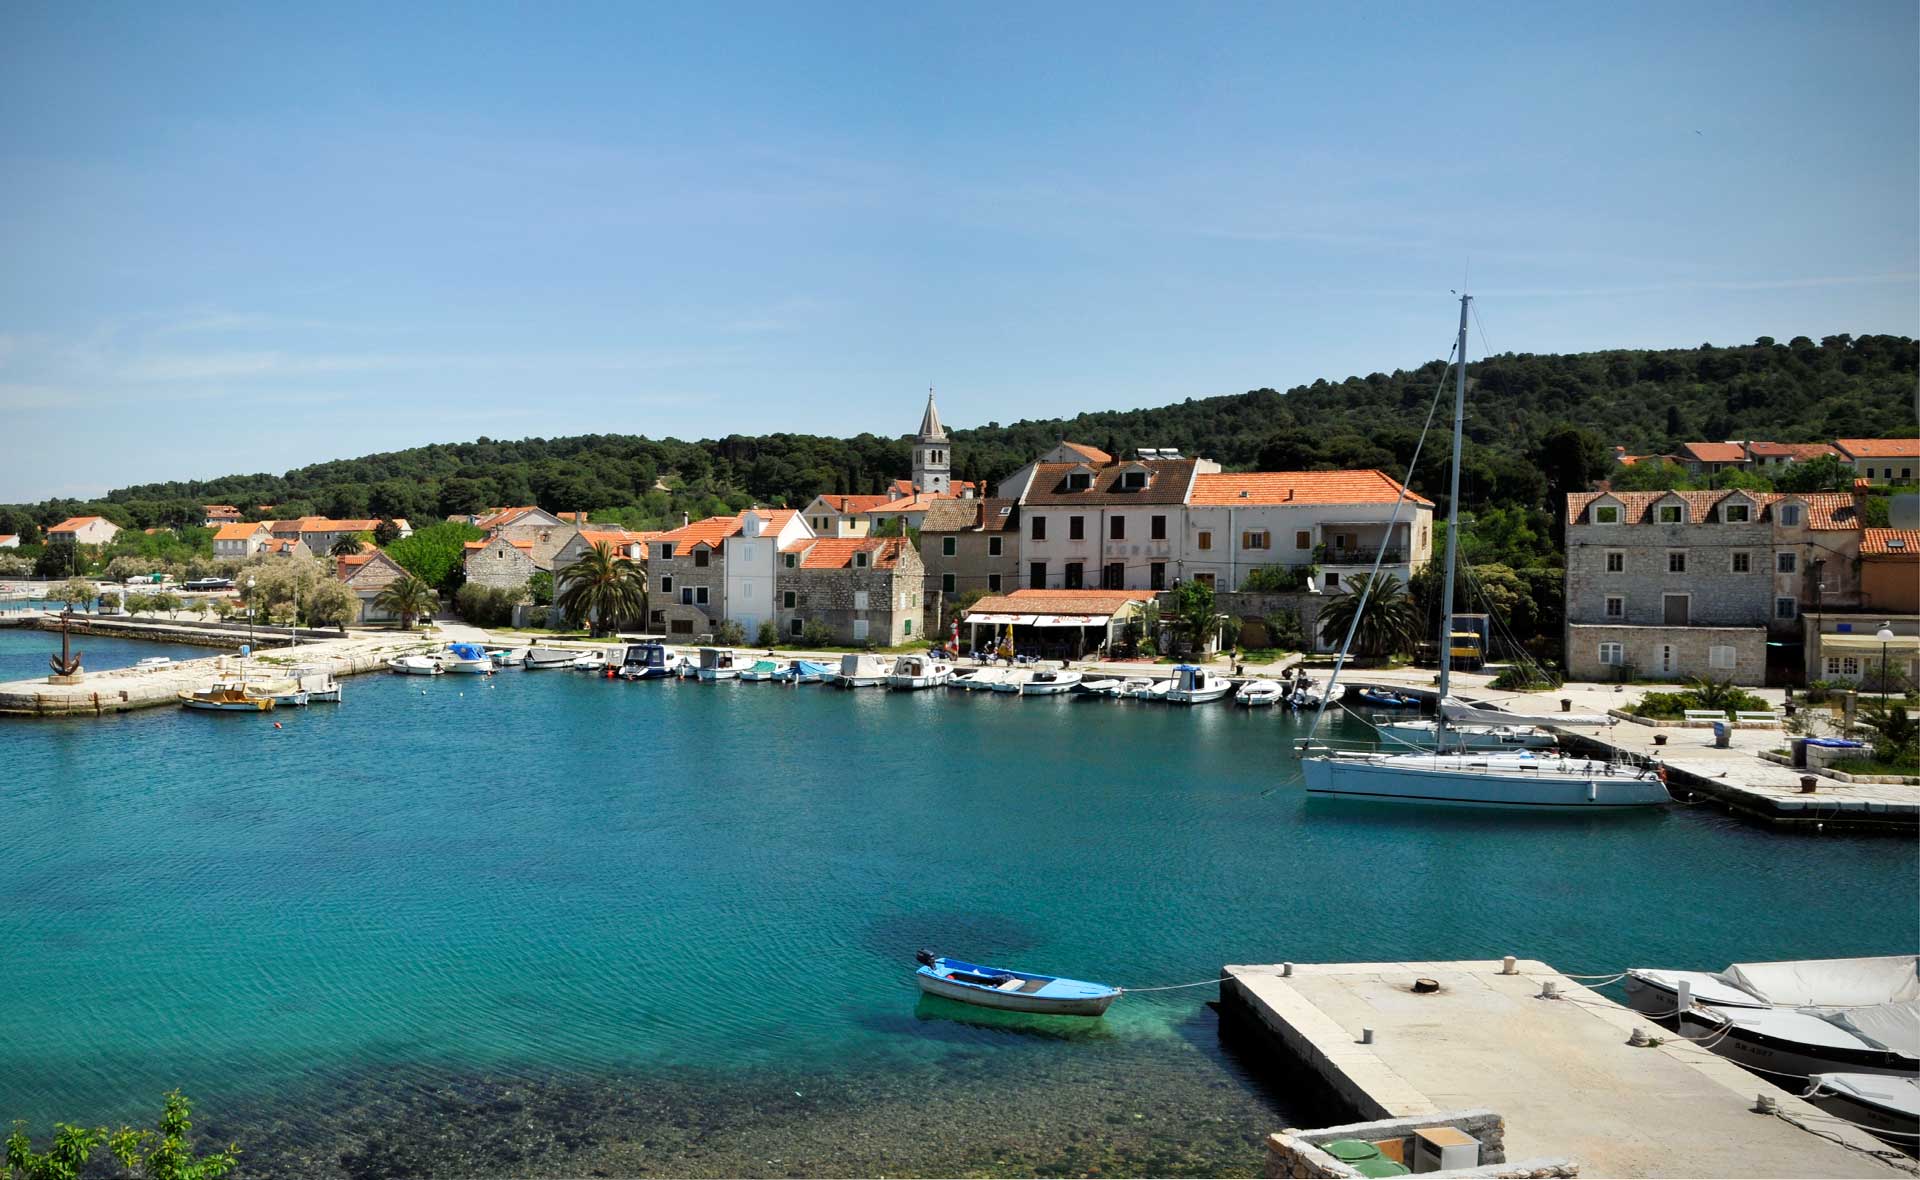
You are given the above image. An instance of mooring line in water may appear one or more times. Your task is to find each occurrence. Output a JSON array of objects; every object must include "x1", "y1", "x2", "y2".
[{"x1": 1118, "y1": 975, "x2": 1236, "y2": 994}]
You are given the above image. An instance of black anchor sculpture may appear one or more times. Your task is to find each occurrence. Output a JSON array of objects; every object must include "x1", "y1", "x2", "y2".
[{"x1": 48, "y1": 607, "x2": 83, "y2": 676}]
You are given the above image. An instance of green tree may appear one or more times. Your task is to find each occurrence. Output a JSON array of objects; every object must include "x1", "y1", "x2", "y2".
[
  {"x1": 1772, "y1": 454, "x2": 1853, "y2": 493},
  {"x1": 1316, "y1": 572, "x2": 1420, "y2": 657},
  {"x1": 1534, "y1": 424, "x2": 1612, "y2": 505},
  {"x1": 527, "y1": 569, "x2": 554, "y2": 606},
  {"x1": 801, "y1": 620, "x2": 835, "y2": 648},
  {"x1": 54, "y1": 577, "x2": 96, "y2": 611},
  {"x1": 373, "y1": 574, "x2": 438, "y2": 631},
  {"x1": 755, "y1": 619, "x2": 780, "y2": 647},
  {"x1": 1606, "y1": 459, "x2": 1696, "y2": 491},
  {"x1": 372, "y1": 518, "x2": 402, "y2": 547},
  {"x1": 384, "y1": 522, "x2": 484, "y2": 590},
  {"x1": 7, "y1": 1091, "x2": 236, "y2": 1180},
  {"x1": 1169, "y1": 578, "x2": 1217, "y2": 655},
  {"x1": 554, "y1": 541, "x2": 646, "y2": 636},
  {"x1": 328, "y1": 533, "x2": 366, "y2": 558},
  {"x1": 714, "y1": 619, "x2": 747, "y2": 646}
]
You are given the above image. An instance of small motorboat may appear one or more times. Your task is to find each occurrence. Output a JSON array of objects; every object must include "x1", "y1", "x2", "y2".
[
  {"x1": 1802, "y1": 1073, "x2": 1920, "y2": 1141},
  {"x1": 442, "y1": 642, "x2": 494, "y2": 674},
  {"x1": 1236, "y1": 679, "x2": 1283, "y2": 707},
  {"x1": 695, "y1": 647, "x2": 742, "y2": 681},
  {"x1": 570, "y1": 650, "x2": 609, "y2": 672},
  {"x1": 888, "y1": 652, "x2": 954, "y2": 690},
  {"x1": 1114, "y1": 676, "x2": 1166, "y2": 700},
  {"x1": 617, "y1": 642, "x2": 675, "y2": 680},
  {"x1": 522, "y1": 647, "x2": 576, "y2": 670},
  {"x1": 387, "y1": 655, "x2": 444, "y2": 676},
  {"x1": 737, "y1": 658, "x2": 782, "y2": 682},
  {"x1": 178, "y1": 684, "x2": 274, "y2": 712},
  {"x1": 1357, "y1": 687, "x2": 1421, "y2": 708},
  {"x1": 835, "y1": 652, "x2": 891, "y2": 688},
  {"x1": 486, "y1": 649, "x2": 516, "y2": 667},
  {"x1": 1625, "y1": 955, "x2": 1920, "y2": 1018},
  {"x1": 291, "y1": 665, "x2": 342, "y2": 702},
  {"x1": 134, "y1": 656, "x2": 172, "y2": 668},
  {"x1": 949, "y1": 668, "x2": 1013, "y2": 691},
  {"x1": 771, "y1": 659, "x2": 832, "y2": 684},
  {"x1": 1166, "y1": 664, "x2": 1231, "y2": 705},
  {"x1": 1074, "y1": 678, "x2": 1122, "y2": 696},
  {"x1": 1019, "y1": 669, "x2": 1083, "y2": 696},
  {"x1": 249, "y1": 679, "x2": 311, "y2": 707},
  {"x1": 913, "y1": 951, "x2": 1119, "y2": 1017}
]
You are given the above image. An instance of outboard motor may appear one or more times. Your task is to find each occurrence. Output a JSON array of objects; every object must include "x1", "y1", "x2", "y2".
[{"x1": 915, "y1": 949, "x2": 937, "y2": 968}]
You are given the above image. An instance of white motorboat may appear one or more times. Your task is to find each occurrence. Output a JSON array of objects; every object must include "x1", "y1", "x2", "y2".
[
  {"x1": 1376, "y1": 719, "x2": 1556, "y2": 751},
  {"x1": 835, "y1": 652, "x2": 891, "y2": 688},
  {"x1": 1166, "y1": 664, "x2": 1231, "y2": 705},
  {"x1": 1625, "y1": 955, "x2": 1920, "y2": 1017},
  {"x1": 291, "y1": 665, "x2": 342, "y2": 702},
  {"x1": 737, "y1": 658, "x2": 782, "y2": 682},
  {"x1": 248, "y1": 678, "x2": 311, "y2": 706},
  {"x1": 1019, "y1": 669, "x2": 1082, "y2": 696},
  {"x1": 888, "y1": 653, "x2": 953, "y2": 690},
  {"x1": 1300, "y1": 295, "x2": 1669, "y2": 813},
  {"x1": 1803, "y1": 1073, "x2": 1920, "y2": 1140},
  {"x1": 949, "y1": 667, "x2": 1014, "y2": 691},
  {"x1": 522, "y1": 647, "x2": 575, "y2": 670},
  {"x1": 1075, "y1": 678, "x2": 1123, "y2": 696},
  {"x1": 1236, "y1": 679, "x2": 1283, "y2": 707},
  {"x1": 441, "y1": 642, "x2": 494, "y2": 674},
  {"x1": 1115, "y1": 676, "x2": 1167, "y2": 700},
  {"x1": 386, "y1": 655, "x2": 444, "y2": 676},
  {"x1": 570, "y1": 650, "x2": 609, "y2": 672},
  {"x1": 694, "y1": 647, "x2": 742, "y2": 681},
  {"x1": 617, "y1": 642, "x2": 675, "y2": 680},
  {"x1": 134, "y1": 656, "x2": 172, "y2": 668}
]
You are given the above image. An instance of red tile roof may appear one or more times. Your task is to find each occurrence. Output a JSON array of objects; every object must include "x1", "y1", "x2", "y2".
[
  {"x1": 212, "y1": 521, "x2": 266, "y2": 542},
  {"x1": 739, "y1": 508, "x2": 799, "y2": 535},
  {"x1": 654, "y1": 514, "x2": 745, "y2": 550},
  {"x1": 1836, "y1": 438, "x2": 1920, "y2": 460},
  {"x1": 1568, "y1": 490, "x2": 1858, "y2": 529},
  {"x1": 48, "y1": 515, "x2": 111, "y2": 532},
  {"x1": 1190, "y1": 470, "x2": 1434, "y2": 507},
  {"x1": 812, "y1": 494, "x2": 896, "y2": 514},
  {"x1": 1862, "y1": 529, "x2": 1920, "y2": 557},
  {"x1": 780, "y1": 537, "x2": 914, "y2": 569},
  {"x1": 1057, "y1": 441, "x2": 1112, "y2": 464},
  {"x1": 1022, "y1": 459, "x2": 1197, "y2": 506},
  {"x1": 463, "y1": 538, "x2": 534, "y2": 550},
  {"x1": 1745, "y1": 441, "x2": 1838, "y2": 461},
  {"x1": 963, "y1": 588, "x2": 1157, "y2": 617},
  {"x1": 1679, "y1": 441, "x2": 1748, "y2": 463}
]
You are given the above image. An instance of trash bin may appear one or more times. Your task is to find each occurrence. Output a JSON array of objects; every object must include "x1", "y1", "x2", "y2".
[
  {"x1": 1712, "y1": 720, "x2": 1731, "y2": 749},
  {"x1": 1791, "y1": 738, "x2": 1808, "y2": 768},
  {"x1": 1322, "y1": 1141, "x2": 1381, "y2": 1166},
  {"x1": 1354, "y1": 1160, "x2": 1411, "y2": 1178}
]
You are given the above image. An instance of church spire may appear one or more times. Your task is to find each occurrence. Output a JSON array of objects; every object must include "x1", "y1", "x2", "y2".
[{"x1": 918, "y1": 386, "x2": 948, "y2": 443}]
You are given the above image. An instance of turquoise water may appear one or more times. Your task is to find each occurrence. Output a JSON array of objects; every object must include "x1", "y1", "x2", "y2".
[
  {"x1": 2, "y1": 632, "x2": 1915, "y2": 1175},
  {"x1": 0, "y1": 627, "x2": 225, "y2": 681}
]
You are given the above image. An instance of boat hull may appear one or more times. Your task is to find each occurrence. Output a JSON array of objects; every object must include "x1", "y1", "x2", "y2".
[
  {"x1": 1303, "y1": 756, "x2": 1671, "y2": 809},
  {"x1": 888, "y1": 675, "x2": 950, "y2": 690},
  {"x1": 1803, "y1": 1074, "x2": 1920, "y2": 1140},
  {"x1": 914, "y1": 972, "x2": 1117, "y2": 1016},
  {"x1": 1679, "y1": 1011, "x2": 1920, "y2": 1080},
  {"x1": 695, "y1": 668, "x2": 739, "y2": 681},
  {"x1": 386, "y1": 659, "x2": 443, "y2": 676}
]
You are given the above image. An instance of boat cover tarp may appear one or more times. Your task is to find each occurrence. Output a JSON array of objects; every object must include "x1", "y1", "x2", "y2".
[
  {"x1": 1720, "y1": 955, "x2": 1920, "y2": 1008},
  {"x1": 448, "y1": 643, "x2": 487, "y2": 661},
  {"x1": 1810, "y1": 1073, "x2": 1920, "y2": 1116},
  {"x1": 1443, "y1": 699, "x2": 1612, "y2": 726},
  {"x1": 1816, "y1": 1000, "x2": 1920, "y2": 1059}
]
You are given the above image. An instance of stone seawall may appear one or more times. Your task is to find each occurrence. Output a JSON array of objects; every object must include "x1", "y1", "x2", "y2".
[{"x1": 0, "y1": 634, "x2": 439, "y2": 717}]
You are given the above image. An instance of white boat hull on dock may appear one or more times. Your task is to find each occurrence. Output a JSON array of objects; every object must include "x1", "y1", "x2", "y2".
[{"x1": 1303, "y1": 754, "x2": 1671, "y2": 809}]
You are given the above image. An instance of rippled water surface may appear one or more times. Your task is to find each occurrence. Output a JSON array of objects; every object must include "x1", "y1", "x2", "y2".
[
  {"x1": 3, "y1": 637, "x2": 1915, "y2": 1176},
  {"x1": 0, "y1": 626, "x2": 225, "y2": 681}
]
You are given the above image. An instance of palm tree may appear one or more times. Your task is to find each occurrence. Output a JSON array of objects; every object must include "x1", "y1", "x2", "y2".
[
  {"x1": 1316, "y1": 572, "x2": 1420, "y2": 657},
  {"x1": 373, "y1": 574, "x2": 437, "y2": 631},
  {"x1": 329, "y1": 534, "x2": 365, "y2": 558},
  {"x1": 1856, "y1": 701, "x2": 1919, "y2": 767},
  {"x1": 555, "y1": 541, "x2": 646, "y2": 636}
]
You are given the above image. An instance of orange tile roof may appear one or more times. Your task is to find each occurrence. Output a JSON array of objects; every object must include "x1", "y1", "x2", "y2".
[
  {"x1": 289, "y1": 517, "x2": 385, "y2": 534},
  {"x1": 781, "y1": 536, "x2": 914, "y2": 569},
  {"x1": 812, "y1": 494, "x2": 895, "y2": 514},
  {"x1": 463, "y1": 538, "x2": 533, "y2": 550},
  {"x1": 1057, "y1": 441, "x2": 1113, "y2": 464},
  {"x1": 1568, "y1": 490, "x2": 1858, "y2": 529},
  {"x1": 1190, "y1": 470, "x2": 1434, "y2": 507},
  {"x1": 1836, "y1": 438, "x2": 1920, "y2": 460},
  {"x1": 1679, "y1": 441, "x2": 1748, "y2": 463},
  {"x1": 964, "y1": 588, "x2": 1157, "y2": 616},
  {"x1": 655, "y1": 514, "x2": 744, "y2": 550},
  {"x1": 1745, "y1": 441, "x2": 1838, "y2": 460},
  {"x1": 739, "y1": 508, "x2": 800, "y2": 535},
  {"x1": 475, "y1": 506, "x2": 545, "y2": 530},
  {"x1": 212, "y1": 521, "x2": 266, "y2": 542},
  {"x1": 49, "y1": 515, "x2": 110, "y2": 532},
  {"x1": 1862, "y1": 529, "x2": 1920, "y2": 557}
]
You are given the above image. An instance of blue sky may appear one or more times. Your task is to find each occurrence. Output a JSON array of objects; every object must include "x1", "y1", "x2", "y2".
[{"x1": 1, "y1": 1, "x2": 1914, "y2": 502}]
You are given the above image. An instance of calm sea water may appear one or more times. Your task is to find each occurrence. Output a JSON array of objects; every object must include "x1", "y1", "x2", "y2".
[
  {"x1": 1, "y1": 631, "x2": 1915, "y2": 1176},
  {"x1": 0, "y1": 626, "x2": 225, "y2": 681}
]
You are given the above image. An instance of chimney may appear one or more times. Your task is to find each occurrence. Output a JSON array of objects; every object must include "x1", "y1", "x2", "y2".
[
  {"x1": 1285, "y1": 488, "x2": 1294, "y2": 501},
  {"x1": 682, "y1": 512, "x2": 690, "y2": 527}
]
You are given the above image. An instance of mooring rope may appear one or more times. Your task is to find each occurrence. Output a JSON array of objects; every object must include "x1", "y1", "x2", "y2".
[{"x1": 1119, "y1": 975, "x2": 1236, "y2": 994}]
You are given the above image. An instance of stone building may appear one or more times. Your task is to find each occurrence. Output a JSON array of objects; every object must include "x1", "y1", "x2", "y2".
[
  {"x1": 1563, "y1": 488, "x2": 1862, "y2": 685},
  {"x1": 1007, "y1": 452, "x2": 1213, "y2": 592},
  {"x1": 472, "y1": 506, "x2": 580, "y2": 568},
  {"x1": 918, "y1": 497, "x2": 1020, "y2": 608},
  {"x1": 910, "y1": 389, "x2": 951, "y2": 494},
  {"x1": 336, "y1": 550, "x2": 411, "y2": 623},
  {"x1": 647, "y1": 514, "x2": 737, "y2": 637},
  {"x1": 462, "y1": 537, "x2": 538, "y2": 591},
  {"x1": 774, "y1": 537, "x2": 923, "y2": 646}
]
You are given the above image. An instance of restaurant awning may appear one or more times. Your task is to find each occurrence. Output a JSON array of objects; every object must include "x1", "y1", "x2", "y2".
[
  {"x1": 966, "y1": 612, "x2": 1040, "y2": 625},
  {"x1": 1818, "y1": 633, "x2": 1920, "y2": 652},
  {"x1": 964, "y1": 611, "x2": 1122, "y2": 626}
]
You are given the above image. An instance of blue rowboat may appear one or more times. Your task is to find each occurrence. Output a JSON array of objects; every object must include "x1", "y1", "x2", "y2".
[
  {"x1": 913, "y1": 951, "x2": 1120, "y2": 1017},
  {"x1": 1358, "y1": 688, "x2": 1420, "y2": 708}
]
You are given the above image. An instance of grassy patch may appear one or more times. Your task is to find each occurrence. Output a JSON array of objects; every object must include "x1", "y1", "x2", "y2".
[{"x1": 1830, "y1": 756, "x2": 1920, "y2": 777}]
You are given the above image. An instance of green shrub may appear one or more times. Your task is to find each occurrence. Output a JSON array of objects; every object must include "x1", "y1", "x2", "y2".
[
  {"x1": 713, "y1": 619, "x2": 746, "y2": 646},
  {"x1": 453, "y1": 582, "x2": 523, "y2": 627},
  {"x1": 1491, "y1": 664, "x2": 1562, "y2": 691},
  {"x1": 801, "y1": 621, "x2": 834, "y2": 648},
  {"x1": 755, "y1": 620, "x2": 780, "y2": 648}
]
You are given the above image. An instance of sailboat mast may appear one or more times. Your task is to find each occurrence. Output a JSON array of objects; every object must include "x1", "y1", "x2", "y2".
[{"x1": 1437, "y1": 294, "x2": 1471, "y2": 708}]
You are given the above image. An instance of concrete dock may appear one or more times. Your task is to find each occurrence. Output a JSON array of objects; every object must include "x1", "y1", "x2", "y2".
[{"x1": 1223, "y1": 959, "x2": 1911, "y2": 1178}]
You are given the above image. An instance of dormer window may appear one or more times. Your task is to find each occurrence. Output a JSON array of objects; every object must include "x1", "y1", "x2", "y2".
[
  {"x1": 1724, "y1": 503, "x2": 1750, "y2": 523},
  {"x1": 1066, "y1": 469, "x2": 1094, "y2": 491},
  {"x1": 1658, "y1": 505, "x2": 1683, "y2": 524},
  {"x1": 785, "y1": 553, "x2": 797, "y2": 568},
  {"x1": 855, "y1": 552, "x2": 868, "y2": 567},
  {"x1": 1594, "y1": 505, "x2": 1620, "y2": 524},
  {"x1": 1780, "y1": 504, "x2": 1802, "y2": 526},
  {"x1": 1122, "y1": 470, "x2": 1147, "y2": 490},
  {"x1": 659, "y1": 543, "x2": 675, "y2": 561}
]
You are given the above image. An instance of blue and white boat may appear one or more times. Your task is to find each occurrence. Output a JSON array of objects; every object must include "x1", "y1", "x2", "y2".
[
  {"x1": 913, "y1": 951, "x2": 1120, "y2": 1017},
  {"x1": 617, "y1": 642, "x2": 675, "y2": 680},
  {"x1": 443, "y1": 642, "x2": 493, "y2": 674},
  {"x1": 771, "y1": 658, "x2": 833, "y2": 684},
  {"x1": 1357, "y1": 687, "x2": 1420, "y2": 708}
]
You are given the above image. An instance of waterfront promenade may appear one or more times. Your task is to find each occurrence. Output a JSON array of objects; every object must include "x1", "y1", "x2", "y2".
[{"x1": 1223, "y1": 959, "x2": 1910, "y2": 1178}]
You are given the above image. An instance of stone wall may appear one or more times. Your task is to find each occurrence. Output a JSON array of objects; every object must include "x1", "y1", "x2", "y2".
[
  {"x1": 1566, "y1": 515, "x2": 1774, "y2": 631},
  {"x1": 776, "y1": 560, "x2": 922, "y2": 646},
  {"x1": 465, "y1": 543, "x2": 538, "y2": 592},
  {"x1": 1565, "y1": 624, "x2": 1766, "y2": 685},
  {"x1": 1216, "y1": 590, "x2": 1329, "y2": 652},
  {"x1": 1263, "y1": 1110, "x2": 1522, "y2": 1178},
  {"x1": 919, "y1": 531, "x2": 1018, "y2": 606},
  {"x1": 652, "y1": 549, "x2": 726, "y2": 636}
]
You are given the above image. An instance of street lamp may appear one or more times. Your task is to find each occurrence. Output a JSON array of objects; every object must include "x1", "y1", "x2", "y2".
[
  {"x1": 1876, "y1": 622, "x2": 1895, "y2": 707},
  {"x1": 246, "y1": 576, "x2": 256, "y2": 651}
]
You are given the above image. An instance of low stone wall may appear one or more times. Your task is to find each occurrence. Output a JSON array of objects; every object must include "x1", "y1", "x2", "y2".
[
  {"x1": 1262, "y1": 1109, "x2": 1559, "y2": 1178},
  {"x1": 33, "y1": 614, "x2": 344, "y2": 649}
]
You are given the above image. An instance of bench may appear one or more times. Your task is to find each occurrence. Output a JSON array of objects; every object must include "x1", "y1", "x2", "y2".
[
  {"x1": 1735, "y1": 710, "x2": 1782, "y2": 728},
  {"x1": 1682, "y1": 710, "x2": 1725, "y2": 727}
]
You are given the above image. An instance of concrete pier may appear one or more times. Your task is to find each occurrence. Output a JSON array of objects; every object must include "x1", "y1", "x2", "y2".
[{"x1": 1222, "y1": 959, "x2": 1909, "y2": 1178}]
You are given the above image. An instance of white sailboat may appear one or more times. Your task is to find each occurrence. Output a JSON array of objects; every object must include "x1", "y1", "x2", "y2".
[{"x1": 1300, "y1": 295, "x2": 1670, "y2": 810}]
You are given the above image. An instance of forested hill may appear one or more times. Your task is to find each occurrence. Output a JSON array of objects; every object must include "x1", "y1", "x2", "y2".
[{"x1": 9, "y1": 333, "x2": 1914, "y2": 535}]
